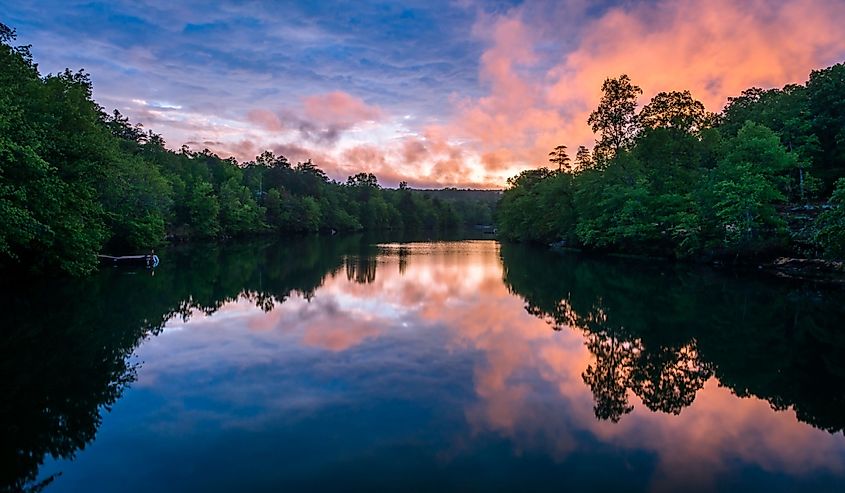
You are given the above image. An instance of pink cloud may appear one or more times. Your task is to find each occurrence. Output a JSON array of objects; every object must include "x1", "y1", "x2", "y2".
[
  {"x1": 302, "y1": 91, "x2": 383, "y2": 128},
  {"x1": 247, "y1": 109, "x2": 285, "y2": 132}
]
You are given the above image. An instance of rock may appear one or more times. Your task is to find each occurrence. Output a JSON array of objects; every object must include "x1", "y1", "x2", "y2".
[{"x1": 763, "y1": 257, "x2": 845, "y2": 284}]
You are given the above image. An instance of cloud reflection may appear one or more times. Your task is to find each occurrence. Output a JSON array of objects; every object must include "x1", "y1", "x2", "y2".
[{"x1": 118, "y1": 240, "x2": 845, "y2": 491}]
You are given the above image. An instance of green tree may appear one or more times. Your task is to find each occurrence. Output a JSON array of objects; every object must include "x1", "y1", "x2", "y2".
[
  {"x1": 814, "y1": 178, "x2": 845, "y2": 259},
  {"x1": 707, "y1": 122, "x2": 794, "y2": 251},
  {"x1": 588, "y1": 75, "x2": 643, "y2": 160},
  {"x1": 638, "y1": 90, "x2": 712, "y2": 134},
  {"x1": 219, "y1": 177, "x2": 265, "y2": 235},
  {"x1": 806, "y1": 63, "x2": 845, "y2": 173},
  {"x1": 187, "y1": 182, "x2": 221, "y2": 238}
]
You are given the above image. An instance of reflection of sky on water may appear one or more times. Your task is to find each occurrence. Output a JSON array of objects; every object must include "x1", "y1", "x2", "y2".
[{"x1": 42, "y1": 241, "x2": 845, "y2": 492}]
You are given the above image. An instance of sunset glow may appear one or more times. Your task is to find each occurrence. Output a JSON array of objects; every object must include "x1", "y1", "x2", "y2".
[{"x1": 7, "y1": 0, "x2": 845, "y2": 187}]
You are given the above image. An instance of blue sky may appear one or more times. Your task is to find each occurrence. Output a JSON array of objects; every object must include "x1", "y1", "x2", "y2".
[
  {"x1": 3, "y1": 0, "x2": 845, "y2": 187},
  {"x1": 5, "y1": 1, "x2": 485, "y2": 116}
]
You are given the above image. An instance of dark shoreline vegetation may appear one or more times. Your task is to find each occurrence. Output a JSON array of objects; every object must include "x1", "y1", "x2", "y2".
[
  {"x1": 0, "y1": 24, "x2": 497, "y2": 276},
  {"x1": 495, "y1": 69, "x2": 845, "y2": 268},
  {"x1": 4, "y1": 237, "x2": 844, "y2": 491}
]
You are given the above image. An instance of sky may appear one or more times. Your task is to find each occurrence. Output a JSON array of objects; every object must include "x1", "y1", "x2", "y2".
[{"x1": 4, "y1": 0, "x2": 845, "y2": 188}]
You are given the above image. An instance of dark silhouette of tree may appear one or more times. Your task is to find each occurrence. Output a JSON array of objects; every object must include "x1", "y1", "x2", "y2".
[
  {"x1": 574, "y1": 145, "x2": 593, "y2": 171},
  {"x1": 548, "y1": 145, "x2": 571, "y2": 173}
]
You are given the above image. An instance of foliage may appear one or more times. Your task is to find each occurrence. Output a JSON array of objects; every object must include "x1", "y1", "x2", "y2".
[
  {"x1": 638, "y1": 90, "x2": 713, "y2": 134},
  {"x1": 814, "y1": 178, "x2": 845, "y2": 259},
  {"x1": 499, "y1": 66, "x2": 845, "y2": 261},
  {"x1": 587, "y1": 75, "x2": 643, "y2": 160}
]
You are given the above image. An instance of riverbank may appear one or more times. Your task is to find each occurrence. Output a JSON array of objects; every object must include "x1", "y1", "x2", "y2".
[{"x1": 547, "y1": 240, "x2": 845, "y2": 287}]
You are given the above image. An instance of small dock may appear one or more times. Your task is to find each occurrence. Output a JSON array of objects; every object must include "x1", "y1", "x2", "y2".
[{"x1": 98, "y1": 254, "x2": 159, "y2": 267}]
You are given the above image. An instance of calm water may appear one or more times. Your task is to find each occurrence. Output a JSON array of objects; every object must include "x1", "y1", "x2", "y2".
[{"x1": 3, "y1": 235, "x2": 845, "y2": 492}]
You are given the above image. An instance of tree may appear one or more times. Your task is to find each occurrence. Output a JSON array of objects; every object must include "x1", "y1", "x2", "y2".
[
  {"x1": 638, "y1": 90, "x2": 711, "y2": 134},
  {"x1": 582, "y1": 334, "x2": 636, "y2": 422},
  {"x1": 707, "y1": 122, "x2": 794, "y2": 251},
  {"x1": 807, "y1": 63, "x2": 845, "y2": 175},
  {"x1": 346, "y1": 172, "x2": 380, "y2": 202},
  {"x1": 346, "y1": 172, "x2": 379, "y2": 188},
  {"x1": 293, "y1": 196, "x2": 322, "y2": 232},
  {"x1": 262, "y1": 188, "x2": 286, "y2": 229},
  {"x1": 588, "y1": 75, "x2": 643, "y2": 159},
  {"x1": 219, "y1": 177, "x2": 265, "y2": 235},
  {"x1": 254, "y1": 150, "x2": 290, "y2": 169},
  {"x1": 814, "y1": 178, "x2": 845, "y2": 259},
  {"x1": 548, "y1": 145, "x2": 571, "y2": 173},
  {"x1": 574, "y1": 145, "x2": 593, "y2": 171},
  {"x1": 187, "y1": 182, "x2": 220, "y2": 238}
]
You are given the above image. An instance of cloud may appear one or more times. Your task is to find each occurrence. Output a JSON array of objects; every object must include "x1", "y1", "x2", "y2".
[
  {"x1": 246, "y1": 109, "x2": 285, "y2": 132},
  {"x1": 6, "y1": 0, "x2": 845, "y2": 187},
  {"x1": 302, "y1": 91, "x2": 382, "y2": 128},
  {"x1": 444, "y1": 0, "x2": 845, "y2": 183}
]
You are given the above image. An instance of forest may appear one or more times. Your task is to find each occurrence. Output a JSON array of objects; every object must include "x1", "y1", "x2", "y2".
[
  {"x1": 496, "y1": 66, "x2": 845, "y2": 261},
  {"x1": 0, "y1": 24, "x2": 495, "y2": 276}
]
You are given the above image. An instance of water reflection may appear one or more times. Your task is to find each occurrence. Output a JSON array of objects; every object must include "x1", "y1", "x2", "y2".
[
  {"x1": 500, "y1": 243, "x2": 845, "y2": 433},
  {"x1": 2, "y1": 236, "x2": 844, "y2": 492}
]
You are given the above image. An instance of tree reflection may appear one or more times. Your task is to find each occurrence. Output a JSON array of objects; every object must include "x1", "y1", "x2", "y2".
[
  {"x1": 345, "y1": 255, "x2": 378, "y2": 284},
  {"x1": 582, "y1": 335, "x2": 638, "y2": 422},
  {"x1": 0, "y1": 234, "x2": 382, "y2": 492},
  {"x1": 1, "y1": 277, "x2": 164, "y2": 492},
  {"x1": 500, "y1": 242, "x2": 845, "y2": 432},
  {"x1": 631, "y1": 343, "x2": 712, "y2": 415}
]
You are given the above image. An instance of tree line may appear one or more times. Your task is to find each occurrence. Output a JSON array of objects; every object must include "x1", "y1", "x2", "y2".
[
  {"x1": 0, "y1": 23, "x2": 495, "y2": 276},
  {"x1": 497, "y1": 66, "x2": 845, "y2": 261}
]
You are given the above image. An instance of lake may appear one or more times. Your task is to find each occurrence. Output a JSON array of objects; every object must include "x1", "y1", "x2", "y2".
[{"x1": 3, "y1": 234, "x2": 845, "y2": 492}]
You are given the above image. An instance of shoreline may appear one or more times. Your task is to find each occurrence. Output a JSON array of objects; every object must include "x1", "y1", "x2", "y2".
[{"x1": 546, "y1": 241, "x2": 845, "y2": 287}]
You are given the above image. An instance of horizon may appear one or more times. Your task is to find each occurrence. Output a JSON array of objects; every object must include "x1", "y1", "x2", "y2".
[{"x1": 4, "y1": 0, "x2": 845, "y2": 188}]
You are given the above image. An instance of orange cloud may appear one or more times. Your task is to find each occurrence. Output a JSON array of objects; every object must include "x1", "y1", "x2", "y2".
[
  {"x1": 159, "y1": 0, "x2": 845, "y2": 188},
  {"x1": 447, "y1": 0, "x2": 845, "y2": 183}
]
